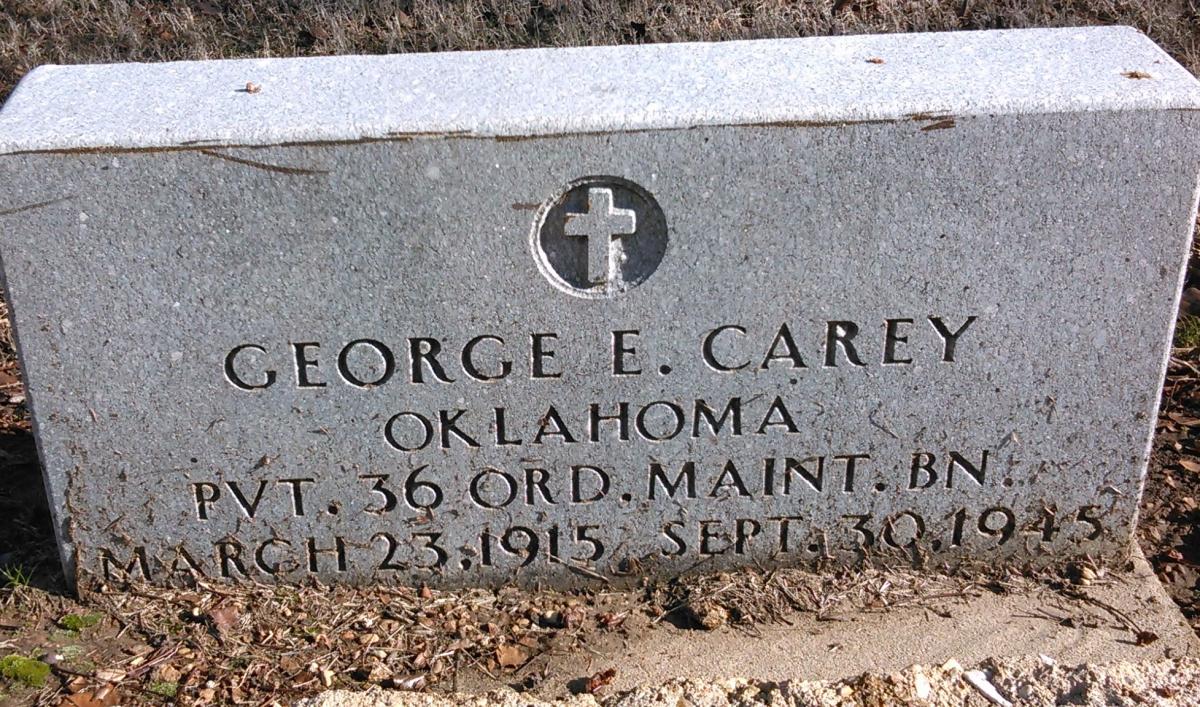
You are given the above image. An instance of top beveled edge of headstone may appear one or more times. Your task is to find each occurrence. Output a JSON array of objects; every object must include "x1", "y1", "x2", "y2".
[{"x1": 1, "y1": 26, "x2": 1198, "y2": 154}]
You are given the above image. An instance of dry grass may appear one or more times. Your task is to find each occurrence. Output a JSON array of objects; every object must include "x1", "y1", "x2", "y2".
[{"x1": 2, "y1": 1, "x2": 1199, "y2": 103}]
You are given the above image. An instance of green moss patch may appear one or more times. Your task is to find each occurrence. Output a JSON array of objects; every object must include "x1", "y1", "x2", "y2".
[
  {"x1": 0, "y1": 655, "x2": 50, "y2": 687},
  {"x1": 58, "y1": 613, "x2": 102, "y2": 633}
]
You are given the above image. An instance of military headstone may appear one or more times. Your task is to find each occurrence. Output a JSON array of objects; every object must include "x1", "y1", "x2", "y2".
[{"x1": 0, "y1": 27, "x2": 1197, "y2": 588}]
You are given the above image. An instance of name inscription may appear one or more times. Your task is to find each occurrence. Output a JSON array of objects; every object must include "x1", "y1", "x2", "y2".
[{"x1": 224, "y1": 317, "x2": 978, "y2": 394}]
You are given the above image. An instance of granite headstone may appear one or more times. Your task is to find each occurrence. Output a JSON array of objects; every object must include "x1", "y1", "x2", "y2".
[{"x1": 0, "y1": 27, "x2": 1198, "y2": 587}]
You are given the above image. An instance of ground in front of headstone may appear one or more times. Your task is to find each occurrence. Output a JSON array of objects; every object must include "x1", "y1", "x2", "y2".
[
  {"x1": 300, "y1": 657, "x2": 1200, "y2": 707},
  {"x1": 0, "y1": 554, "x2": 1190, "y2": 706},
  {"x1": 1, "y1": 551, "x2": 1194, "y2": 706}
]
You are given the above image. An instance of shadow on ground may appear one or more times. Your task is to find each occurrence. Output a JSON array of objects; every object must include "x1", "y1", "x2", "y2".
[{"x1": 0, "y1": 428, "x2": 65, "y2": 594}]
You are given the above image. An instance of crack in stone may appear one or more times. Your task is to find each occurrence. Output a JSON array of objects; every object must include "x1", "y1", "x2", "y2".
[
  {"x1": 0, "y1": 195, "x2": 74, "y2": 217},
  {"x1": 199, "y1": 149, "x2": 329, "y2": 176}
]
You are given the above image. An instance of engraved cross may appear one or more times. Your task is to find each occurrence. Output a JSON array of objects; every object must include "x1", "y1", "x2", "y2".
[{"x1": 564, "y1": 187, "x2": 637, "y2": 284}]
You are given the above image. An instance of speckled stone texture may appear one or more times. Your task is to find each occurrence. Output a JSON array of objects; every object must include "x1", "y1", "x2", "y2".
[{"x1": 0, "y1": 27, "x2": 1197, "y2": 588}]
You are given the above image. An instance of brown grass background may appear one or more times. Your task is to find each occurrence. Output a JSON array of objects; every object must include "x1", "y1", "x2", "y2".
[{"x1": 2, "y1": 1, "x2": 1199, "y2": 104}]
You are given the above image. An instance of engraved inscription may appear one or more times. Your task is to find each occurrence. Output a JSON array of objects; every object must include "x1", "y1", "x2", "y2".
[
  {"x1": 85, "y1": 309, "x2": 1113, "y2": 586},
  {"x1": 97, "y1": 453, "x2": 1112, "y2": 584}
]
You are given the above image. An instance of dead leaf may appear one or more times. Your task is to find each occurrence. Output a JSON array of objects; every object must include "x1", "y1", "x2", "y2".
[
  {"x1": 152, "y1": 663, "x2": 181, "y2": 683},
  {"x1": 586, "y1": 668, "x2": 617, "y2": 694},
  {"x1": 60, "y1": 685, "x2": 120, "y2": 707},
  {"x1": 363, "y1": 663, "x2": 391, "y2": 682},
  {"x1": 496, "y1": 644, "x2": 529, "y2": 669},
  {"x1": 866, "y1": 57, "x2": 885, "y2": 64},
  {"x1": 208, "y1": 602, "x2": 240, "y2": 631},
  {"x1": 390, "y1": 675, "x2": 427, "y2": 690},
  {"x1": 1123, "y1": 70, "x2": 1152, "y2": 79},
  {"x1": 1178, "y1": 459, "x2": 1200, "y2": 473},
  {"x1": 517, "y1": 635, "x2": 539, "y2": 649},
  {"x1": 93, "y1": 669, "x2": 125, "y2": 683}
]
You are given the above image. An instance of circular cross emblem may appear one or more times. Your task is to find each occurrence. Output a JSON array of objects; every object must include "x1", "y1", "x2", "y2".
[{"x1": 531, "y1": 176, "x2": 667, "y2": 299}]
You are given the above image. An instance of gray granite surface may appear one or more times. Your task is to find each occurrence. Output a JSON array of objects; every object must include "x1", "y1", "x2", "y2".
[{"x1": 0, "y1": 27, "x2": 1198, "y2": 586}]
